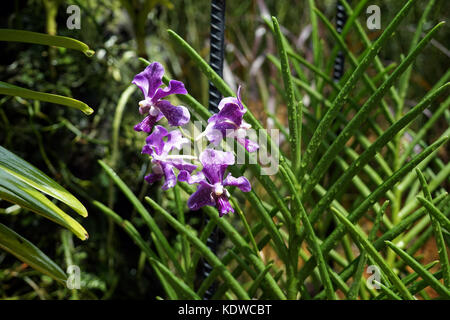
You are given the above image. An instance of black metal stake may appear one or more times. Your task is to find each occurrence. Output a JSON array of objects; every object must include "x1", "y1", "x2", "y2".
[
  {"x1": 202, "y1": 0, "x2": 226, "y2": 300},
  {"x1": 333, "y1": 0, "x2": 348, "y2": 82}
]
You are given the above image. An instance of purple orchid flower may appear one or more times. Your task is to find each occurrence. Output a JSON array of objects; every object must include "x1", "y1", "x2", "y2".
[
  {"x1": 179, "y1": 149, "x2": 251, "y2": 217},
  {"x1": 142, "y1": 125, "x2": 196, "y2": 190},
  {"x1": 199, "y1": 86, "x2": 259, "y2": 153},
  {"x1": 133, "y1": 62, "x2": 190, "y2": 133}
]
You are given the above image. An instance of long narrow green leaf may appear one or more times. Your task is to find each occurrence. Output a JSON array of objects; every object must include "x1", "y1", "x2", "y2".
[
  {"x1": 375, "y1": 281, "x2": 402, "y2": 300},
  {"x1": 0, "y1": 145, "x2": 87, "y2": 217},
  {"x1": 301, "y1": 22, "x2": 445, "y2": 198},
  {"x1": 0, "y1": 222, "x2": 67, "y2": 283},
  {"x1": 417, "y1": 196, "x2": 450, "y2": 232},
  {"x1": 247, "y1": 263, "x2": 274, "y2": 299},
  {"x1": 307, "y1": 83, "x2": 449, "y2": 229},
  {"x1": 144, "y1": 196, "x2": 250, "y2": 300},
  {"x1": 0, "y1": 170, "x2": 88, "y2": 240},
  {"x1": 348, "y1": 201, "x2": 389, "y2": 300},
  {"x1": 297, "y1": 136, "x2": 448, "y2": 284},
  {"x1": 92, "y1": 200, "x2": 178, "y2": 299},
  {"x1": 332, "y1": 207, "x2": 414, "y2": 300},
  {"x1": 98, "y1": 160, "x2": 184, "y2": 276},
  {"x1": 398, "y1": 0, "x2": 436, "y2": 103},
  {"x1": 385, "y1": 241, "x2": 450, "y2": 298},
  {"x1": 416, "y1": 168, "x2": 450, "y2": 287},
  {"x1": 314, "y1": 195, "x2": 449, "y2": 299},
  {"x1": 415, "y1": 169, "x2": 450, "y2": 287},
  {"x1": 150, "y1": 258, "x2": 200, "y2": 300},
  {"x1": 178, "y1": 182, "x2": 286, "y2": 299},
  {"x1": 0, "y1": 81, "x2": 93, "y2": 115},
  {"x1": 0, "y1": 29, "x2": 94, "y2": 56},
  {"x1": 300, "y1": 0, "x2": 417, "y2": 175},
  {"x1": 271, "y1": 17, "x2": 300, "y2": 173},
  {"x1": 400, "y1": 95, "x2": 450, "y2": 164}
]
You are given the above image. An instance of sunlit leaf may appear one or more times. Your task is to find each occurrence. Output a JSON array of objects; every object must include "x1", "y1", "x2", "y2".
[
  {"x1": 0, "y1": 81, "x2": 93, "y2": 115},
  {"x1": 0, "y1": 222, "x2": 67, "y2": 283}
]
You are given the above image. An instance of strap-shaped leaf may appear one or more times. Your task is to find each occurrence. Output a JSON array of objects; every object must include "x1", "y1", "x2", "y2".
[
  {"x1": 0, "y1": 146, "x2": 87, "y2": 217},
  {"x1": 331, "y1": 207, "x2": 414, "y2": 300},
  {"x1": 385, "y1": 241, "x2": 450, "y2": 298},
  {"x1": 417, "y1": 196, "x2": 450, "y2": 232},
  {"x1": 0, "y1": 29, "x2": 94, "y2": 56},
  {"x1": 0, "y1": 82, "x2": 93, "y2": 115},
  {"x1": 0, "y1": 169, "x2": 88, "y2": 241},
  {"x1": 0, "y1": 222, "x2": 67, "y2": 283},
  {"x1": 145, "y1": 196, "x2": 251, "y2": 300}
]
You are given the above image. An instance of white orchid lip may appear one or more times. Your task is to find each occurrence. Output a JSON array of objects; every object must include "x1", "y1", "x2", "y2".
[
  {"x1": 138, "y1": 100, "x2": 149, "y2": 108},
  {"x1": 213, "y1": 183, "x2": 224, "y2": 196},
  {"x1": 138, "y1": 100, "x2": 160, "y2": 116},
  {"x1": 149, "y1": 106, "x2": 160, "y2": 116}
]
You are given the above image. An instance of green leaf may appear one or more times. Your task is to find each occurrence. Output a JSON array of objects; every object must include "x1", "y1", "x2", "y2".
[
  {"x1": 298, "y1": 135, "x2": 448, "y2": 286},
  {"x1": 300, "y1": 0, "x2": 417, "y2": 175},
  {"x1": 271, "y1": 16, "x2": 300, "y2": 173},
  {"x1": 417, "y1": 196, "x2": 450, "y2": 232},
  {"x1": 98, "y1": 160, "x2": 184, "y2": 277},
  {"x1": 301, "y1": 21, "x2": 445, "y2": 199},
  {"x1": 415, "y1": 168, "x2": 450, "y2": 287},
  {"x1": 0, "y1": 29, "x2": 94, "y2": 56},
  {"x1": 150, "y1": 257, "x2": 200, "y2": 300},
  {"x1": 248, "y1": 263, "x2": 274, "y2": 298},
  {"x1": 331, "y1": 207, "x2": 414, "y2": 300},
  {"x1": 144, "y1": 196, "x2": 251, "y2": 300},
  {"x1": 0, "y1": 222, "x2": 67, "y2": 283},
  {"x1": 0, "y1": 146, "x2": 88, "y2": 217},
  {"x1": 0, "y1": 170, "x2": 88, "y2": 241},
  {"x1": 347, "y1": 201, "x2": 389, "y2": 300},
  {"x1": 385, "y1": 241, "x2": 450, "y2": 298},
  {"x1": 92, "y1": 200, "x2": 178, "y2": 299},
  {"x1": 0, "y1": 81, "x2": 93, "y2": 115}
]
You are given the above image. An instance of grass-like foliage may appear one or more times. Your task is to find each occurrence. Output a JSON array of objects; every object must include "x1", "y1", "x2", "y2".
[
  {"x1": 93, "y1": 0, "x2": 450, "y2": 300},
  {"x1": 2, "y1": 1, "x2": 447, "y2": 300}
]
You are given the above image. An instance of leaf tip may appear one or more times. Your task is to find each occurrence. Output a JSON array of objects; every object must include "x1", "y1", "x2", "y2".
[{"x1": 84, "y1": 49, "x2": 95, "y2": 57}]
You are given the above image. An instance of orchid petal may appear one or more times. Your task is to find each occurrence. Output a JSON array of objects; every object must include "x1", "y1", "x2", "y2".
[
  {"x1": 171, "y1": 161, "x2": 197, "y2": 173},
  {"x1": 152, "y1": 80, "x2": 187, "y2": 102},
  {"x1": 199, "y1": 149, "x2": 235, "y2": 184},
  {"x1": 132, "y1": 62, "x2": 164, "y2": 99},
  {"x1": 223, "y1": 173, "x2": 251, "y2": 192},
  {"x1": 178, "y1": 170, "x2": 205, "y2": 184},
  {"x1": 144, "y1": 125, "x2": 168, "y2": 155},
  {"x1": 216, "y1": 102, "x2": 245, "y2": 126},
  {"x1": 165, "y1": 130, "x2": 189, "y2": 151},
  {"x1": 134, "y1": 114, "x2": 162, "y2": 133},
  {"x1": 144, "y1": 164, "x2": 164, "y2": 185},
  {"x1": 187, "y1": 184, "x2": 215, "y2": 210},
  {"x1": 156, "y1": 100, "x2": 190, "y2": 127},
  {"x1": 236, "y1": 137, "x2": 259, "y2": 153},
  {"x1": 161, "y1": 163, "x2": 177, "y2": 190},
  {"x1": 216, "y1": 195, "x2": 234, "y2": 217}
]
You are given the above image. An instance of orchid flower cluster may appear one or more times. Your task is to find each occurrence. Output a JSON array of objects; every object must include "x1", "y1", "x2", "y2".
[{"x1": 132, "y1": 62, "x2": 258, "y2": 217}]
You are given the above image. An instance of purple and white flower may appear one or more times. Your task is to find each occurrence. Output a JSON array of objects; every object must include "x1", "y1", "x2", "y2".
[
  {"x1": 179, "y1": 149, "x2": 251, "y2": 217},
  {"x1": 142, "y1": 125, "x2": 196, "y2": 190},
  {"x1": 199, "y1": 86, "x2": 259, "y2": 153},
  {"x1": 133, "y1": 62, "x2": 190, "y2": 133}
]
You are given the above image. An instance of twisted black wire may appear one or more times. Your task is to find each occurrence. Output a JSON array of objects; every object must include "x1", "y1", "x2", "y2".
[
  {"x1": 333, "y1": 0, "x2": 348, "y2": 82},
  {"x1": 202, "y1": 0, "x2": 226, "y2": 300}
]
